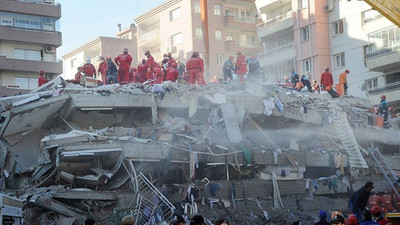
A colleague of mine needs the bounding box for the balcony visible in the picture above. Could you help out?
[365,45,400,72]
[0,0,61,18]
[138,28,160,44]
[224,16,258,32]
[368,81,400,106]
[225,40,263,55]
[0,25,62,47]
[0,56,63,74]
[257,11,294,38]
[258,43,295,66]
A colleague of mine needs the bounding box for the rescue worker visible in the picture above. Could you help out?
[223,56,234,82]
[66,66,83,84]
[377,95,389,129]
[235,51,247,87]
[154,63,164,84]
[98,56,108,84]
[114,48,132,84]
[121,215,135,225]
[177,61,185,79]
[315,210,329,225]
[291,69,299,87]
[136,59,148,83]
[331,215,345,225]
[320,67,333,90]
[161,54,169,76]
[247,56,260,79]
[38,70,48,87]
[312,80,320,93]
[168,53,176,67]
[339,69,350,95]
[82,59,96,77]
[349,181,374,221]
[145,50,156,84]
[368,192,384,213]
[301,75,312,92]
[346,214,359,225]
[186,51,205,85]
[129,68,137,83]
[165,62,179,82]
[106,58,118,84]
[381,191,395,212]
[360,210,379,225]
[371,206,392,225]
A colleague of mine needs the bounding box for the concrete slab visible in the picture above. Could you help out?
[221,104,242,143]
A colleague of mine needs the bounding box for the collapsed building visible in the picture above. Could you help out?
[0,77,399,225]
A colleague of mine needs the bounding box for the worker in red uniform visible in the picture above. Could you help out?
[186,51,205,85]
[165,62,178,82]
[98,56,108,84]
[235,51,247,87]
[167,53,176,68]
[67,67,83,84]
[129,68,137,83]
[154,63,164,84]
[381,191,396,212]
[371,206,392,225]
[38,70,48,87]
[82,59,96,77]
[114,48,132,84]
[137,59,148,83]
[145,51,156,84]
[320,67,333,90]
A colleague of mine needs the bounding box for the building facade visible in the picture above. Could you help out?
[62,25,137,80]
[134,0,262,80]
[0,0,62,90]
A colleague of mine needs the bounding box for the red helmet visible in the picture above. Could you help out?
[371,206,382,216]
[145,50,150,55]
[39,70,44,75]
[381,95,386,99]
[347,214,358,225]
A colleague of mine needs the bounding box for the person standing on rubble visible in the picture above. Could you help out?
[114,48,132,84]
[154,63,165,84]
[165,62,179,82]
[82,59,96,78]
[247,56,260,79]
[168,53,176,67]
[177,61,185,79]
[186,51,205,85]
[349,181,374,221]
[145,50,156,84]
[136,59,148,83]
[301,75,312,92]
[377,95,389,129]
[98,56,108,84]
[162,54,169,76]
[223,56,234,82]
[235,51,247,87]
[38,70,48,87]
[106,58,118,84]
[290,69,299,87]
[320,67,333,90]
[339,69,350,95]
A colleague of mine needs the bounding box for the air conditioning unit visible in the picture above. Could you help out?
[45,46,56,53]
[324,3,334,12]
[44,17,52,25]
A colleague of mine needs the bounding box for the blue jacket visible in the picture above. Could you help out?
[359,220,379,225]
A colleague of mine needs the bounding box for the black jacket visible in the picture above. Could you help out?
[350,186,371,210]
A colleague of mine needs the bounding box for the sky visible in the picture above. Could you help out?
[57,0,166,58]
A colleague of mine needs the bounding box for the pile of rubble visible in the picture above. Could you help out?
[0,76,398,225]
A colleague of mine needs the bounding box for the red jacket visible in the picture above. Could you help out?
[146,55,155,69]
[168,58,176,67]
[82,63,96,77]
[186,57,204,72]
[75,71,82,80]
[98,61,108,75]
[166,67,178,82]
[320,71,333,87]
[38,75,48,87]
[114,53,132,70]
[235,55,247,75]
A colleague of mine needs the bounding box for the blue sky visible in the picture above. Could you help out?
[57,0,166,58]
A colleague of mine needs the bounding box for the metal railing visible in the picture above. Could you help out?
[368,81,400,94]
[0,55,61,63]
[366,44,400,59]
[1,25,60,34]
[257,11,293,30]
[233,16,256,24]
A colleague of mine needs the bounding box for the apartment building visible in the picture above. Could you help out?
[256,0,330,83]
[134,0,262,80]
[62,25,137,80]
[0,0,62,90]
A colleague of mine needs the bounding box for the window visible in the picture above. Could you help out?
[239,10,250,21]
[196,28,203,39]
[170,7,181,21]
[214,4,222,16]
[333,19,344,36]
[194,2,201,13]
[215,29,223,41]
[367,78,378,89]
[15,77,38,89]
[298,0,308,9]
[385,72,400,84]
[226,33,234,41]
[303,58,312,73]
[217,54,223,65]
[301,26,309,41]
[243,34,256,46]
[171,33,182,46]
[334,52,345,68]
[14,48,41,61]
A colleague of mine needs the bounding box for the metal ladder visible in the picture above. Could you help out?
[368,147,400,200]
[333,111,368,168]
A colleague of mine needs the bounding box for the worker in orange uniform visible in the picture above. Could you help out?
[114,48,132,84]
[98,56,108,84]
[38,70,48,87]
[186,51,205,85]
[145,51,156,84]
[82,59,96,77]
[165,62,179,82]
[339,69,350,95]
[320,67,333,90]
[137,59,147,83]
[235,51,247,88]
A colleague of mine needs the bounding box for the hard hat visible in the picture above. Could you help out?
[345,69,350,73]
[381,95,386,99]
[371,206,382,216]
[124,48,128,53]
[325,67,329,70]
[86,59,91,63]
[121,215,135,225]
[145,50,150,55]
[331,211,342,220]
[347,214,358,225]
[142,59,147,64]
[319,210,327,219]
